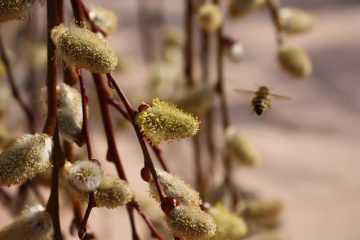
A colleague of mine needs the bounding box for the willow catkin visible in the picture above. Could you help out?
[243,198,283,228]
[162,26,185,49]
[62,163,133,208]
[0,205,53,240]
[279,7,315,34]
[136,98,200,146]
[198,3,223,32]
[166,205,216,240]
[225,126,259,167]
[277,43,313,78]
[175,84,215,114]
[57,83,84,144]
[51,24,118,74]
[225,41,245,63]
[0,133,52,187]
[0,0,34,23]
[208,204,248,240]
[68,160,103,192]
[149,168,202,207]
[228,0,264,19]
[89,7,118,35]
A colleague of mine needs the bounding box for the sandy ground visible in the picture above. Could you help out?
[0,0,359,239]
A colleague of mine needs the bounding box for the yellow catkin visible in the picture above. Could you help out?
[89,7,118,35]
[243,198,283,228]
[209,204,248,240]
[225,126,259,167]
[0,205,53,240]
[136,98,200,146]
[0,133,52,187]
[175,84,215,114]
[277,43,313,78]
[279,7,315,34]
[0,0,34,23]
[198,3,223,32]
[149,169,202,207]
[228,0,264,19]
[62,163,133,208]
[51,24,118,74]
[166,205,216,240]
[162,26,185,48]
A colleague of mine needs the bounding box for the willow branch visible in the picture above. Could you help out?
[265,0,284,45]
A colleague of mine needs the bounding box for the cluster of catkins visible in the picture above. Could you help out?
[0,0,308,239]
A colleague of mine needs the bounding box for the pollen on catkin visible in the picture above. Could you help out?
[0,205,53,240]
[279,8,315,34]
[208,204,248,240]
[51,24,118,74]
[225,126,259,167]
[136,98,200,146]
[166,205,216,240]
[0,133,52,187]
[198,3,223,32]
[149,169,202,207]
[175,84,215,114]
[89,7,118,35]
[277,43,313,78]
[0,0,34,23]
[68,160,103,192]
[57,83,84,145]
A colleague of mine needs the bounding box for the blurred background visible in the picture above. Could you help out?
[0,0,359,239]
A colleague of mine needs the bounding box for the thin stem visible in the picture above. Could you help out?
[0,29,35,133]
[109,100,170,172]
[44,0,63,239]
[185,0,205,197]
[93,74,163,240]
[78,193,96,239]
[184,0,196,87]
[265,0,284,45]
[76,68,92,159]
[106,73,165,201]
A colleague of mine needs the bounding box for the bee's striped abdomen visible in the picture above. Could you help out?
[253,96,269,115]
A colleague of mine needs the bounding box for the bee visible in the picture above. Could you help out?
[235,86,290,115]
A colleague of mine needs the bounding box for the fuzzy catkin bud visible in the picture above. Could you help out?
[225,126,259,167]
[51,24,118,74]
[0,0,34,23]
[57,83,84,145]
[68,160,103,192]
[225,41,245,63]
[62,163,133,208]
[149,169,202,207]
[279,8,315,34]
[162,27,185,48]
[0,205,53,240]
[208,204,248,240]
[228,0,264,19]
[198,3,223,32]
[166,205,216,240]
[277,43,313,78]
[243,198,283,228]
[136,98,200,146]
[89,7,118,35]
[92,173,134,208]
[175,84,215,114]
[0,133,52,187]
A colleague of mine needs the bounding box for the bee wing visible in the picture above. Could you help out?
[269,93,291,101]
[234,89,256,96]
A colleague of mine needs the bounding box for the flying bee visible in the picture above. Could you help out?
[235,86,290,115]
